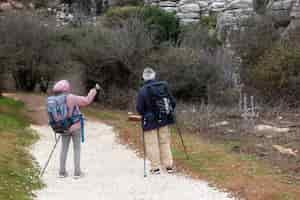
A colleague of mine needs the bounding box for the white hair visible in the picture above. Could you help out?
[142,68,156,81]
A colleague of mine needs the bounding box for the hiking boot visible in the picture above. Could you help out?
[73,172,85,179]
[166,167,175,174]
[58,172,68,178]
[150,168,160,175]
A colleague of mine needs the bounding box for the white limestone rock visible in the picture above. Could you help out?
[179,3,201,12]
[177,12,201,18]
[161,6,178,12]
[180,18,200,24]
[225,0,252,10]
[159,1,177,7]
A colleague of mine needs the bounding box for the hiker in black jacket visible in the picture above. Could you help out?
[136,68,176,174]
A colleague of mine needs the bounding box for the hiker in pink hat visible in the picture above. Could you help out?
[51,80,100,178]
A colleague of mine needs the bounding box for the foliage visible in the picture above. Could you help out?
[179,22,221,54]
[231,16,279,88]
[105,6,180,44]
[149,47,218,101]
[73,17,153,107]
[199,15,217,30]
[0,12,65,91]
[142,6,179,44]
[111,0,144,6]
[232,16,300,105]
[252,41,300,104]
[105,6,141,22]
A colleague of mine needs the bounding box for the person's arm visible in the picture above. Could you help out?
[71,88,97,107]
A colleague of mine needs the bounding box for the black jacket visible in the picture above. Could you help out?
[136,80,176,131]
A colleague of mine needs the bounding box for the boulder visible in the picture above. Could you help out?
[268,0,294,26]
[198,1,209,8]
[225,0,252,10]
[161,6,178,12]
[179,3,201,12]
[271,0,293,10]
[268,9,291,26]
[178,0,199,5]
[211,1,226,8]
[272,145,298,157]
[291,0,300,18]
[177,12,201,18]
[180,18,200,24]
[216,8,254,41]
[159,1,177,7]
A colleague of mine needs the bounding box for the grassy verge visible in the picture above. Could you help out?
[84,105,300,200]
[0,97,42,200]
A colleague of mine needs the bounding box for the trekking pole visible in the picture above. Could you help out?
[142,129,147,177]
[40,135,61,177]
[174,122,189,160]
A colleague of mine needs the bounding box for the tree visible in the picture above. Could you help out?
[0,12,63,91]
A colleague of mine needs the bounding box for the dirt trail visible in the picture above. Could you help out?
[4,93,234,200]
[31,121,234,200]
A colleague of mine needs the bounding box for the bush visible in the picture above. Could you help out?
[142,6,179,44]
[231,16,279,90]
[105,6,180,44]
[199,15,217,30]
[252,41,300,105]
[179,22,221,54]
[73,17,154,107]
[111,0,144,6]
[105,6,140,19]
[233,16,300,105]
[0,12,65,91]
[149,47,218,102]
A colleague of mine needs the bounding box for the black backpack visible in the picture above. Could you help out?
[146,81,174,122]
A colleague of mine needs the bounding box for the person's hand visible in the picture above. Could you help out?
[95,83,101,91]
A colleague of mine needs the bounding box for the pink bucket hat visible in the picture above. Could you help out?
[53,80,71,93]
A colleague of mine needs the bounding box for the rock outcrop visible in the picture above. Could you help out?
[145,0,300,32]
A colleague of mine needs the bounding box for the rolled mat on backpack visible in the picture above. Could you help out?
[80,115,84,143]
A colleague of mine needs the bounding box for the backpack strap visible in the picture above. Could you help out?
[66,95,85,143]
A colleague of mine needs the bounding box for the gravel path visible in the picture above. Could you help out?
[31,120,234,200]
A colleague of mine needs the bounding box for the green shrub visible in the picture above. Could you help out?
[142,6,179,44]
[105,6,180,44]
[252,42,300,104]
[105,6,141,21]
[199,15,217,30]
[111,0,144,6]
